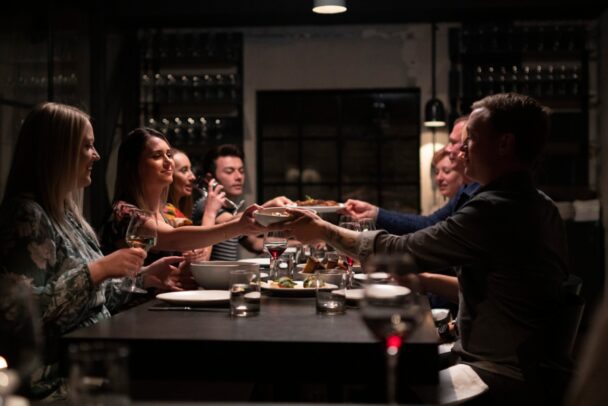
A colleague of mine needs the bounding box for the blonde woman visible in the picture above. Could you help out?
[0,103,183,397]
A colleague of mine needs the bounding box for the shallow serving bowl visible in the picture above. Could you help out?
[253,207,294,227]
[190,261,259,290]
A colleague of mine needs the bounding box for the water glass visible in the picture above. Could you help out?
[272,252,294,281]
[315,269,347,315]
[68,342,130,406]
[229,270,261,317]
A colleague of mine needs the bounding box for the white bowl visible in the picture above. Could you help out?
[190,261,259,290]
[253,207,293,226]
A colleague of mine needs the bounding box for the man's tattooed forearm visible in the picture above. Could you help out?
[324,224,360,259]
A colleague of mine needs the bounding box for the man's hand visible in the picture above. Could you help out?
[261,196,295,208]
[341,199,379,221]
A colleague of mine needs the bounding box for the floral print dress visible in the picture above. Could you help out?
[0,196,132,397]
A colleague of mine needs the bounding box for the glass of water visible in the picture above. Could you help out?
[315,268,347,315]
[229,270,261,317]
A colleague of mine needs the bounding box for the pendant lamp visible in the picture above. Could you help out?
[424,23,446,128]
[313,0,347,14]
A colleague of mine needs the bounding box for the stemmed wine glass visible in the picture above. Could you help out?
[360,254,423,404]
[121,209,158,293]
[264,231,288,281]
[338,215,362,285]
[0,273,43,399]
[359,218,376,232]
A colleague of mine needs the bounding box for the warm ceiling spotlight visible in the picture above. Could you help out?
[313,0,347,14]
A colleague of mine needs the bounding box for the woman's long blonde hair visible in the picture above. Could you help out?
[3,102,97,244]
[167,148,194,218]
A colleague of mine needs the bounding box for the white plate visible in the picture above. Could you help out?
[239,258,271,267]
[156,290,230,305]
[333,288,364,301]
[353,272,390,282]
[288,203,345,214]
[261,280,338,296]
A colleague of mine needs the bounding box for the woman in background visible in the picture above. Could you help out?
[433,147,464,200]
[163,148,227,262]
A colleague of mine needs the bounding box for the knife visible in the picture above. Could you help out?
[149,306,227,312]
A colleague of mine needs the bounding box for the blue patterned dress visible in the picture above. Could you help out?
[0,196,132,397]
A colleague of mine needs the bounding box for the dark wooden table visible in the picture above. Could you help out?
[62,294,439,402]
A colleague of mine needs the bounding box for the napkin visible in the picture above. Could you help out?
[412,363,489,405]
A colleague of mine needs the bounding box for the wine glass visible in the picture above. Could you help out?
[0,273,43,398]
[360,254,423,404]
[338,215,362,285]
[359,218,376,232]
[121,209,158,293]
[264,231,288,281]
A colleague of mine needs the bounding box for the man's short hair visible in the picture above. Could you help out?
[203,144,245,176]
[472,93,550,164]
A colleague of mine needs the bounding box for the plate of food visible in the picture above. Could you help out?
[290,197,344,214]
[261,277,337,296]
[156,290,230,306]
[253,207,294,226]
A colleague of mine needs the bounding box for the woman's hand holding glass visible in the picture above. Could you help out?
[121,210,158,293]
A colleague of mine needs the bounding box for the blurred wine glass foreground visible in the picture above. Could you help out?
[360,255,423,404]
[0,273,43,398]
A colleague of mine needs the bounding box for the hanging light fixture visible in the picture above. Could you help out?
[424,22,446,128]
[312,0,347,14]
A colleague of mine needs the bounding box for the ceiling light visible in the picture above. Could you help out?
[424,23,446,128]
[313,0,347,14]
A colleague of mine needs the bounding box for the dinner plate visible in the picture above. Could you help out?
[288,203,345,214]
[239,258,271,268]
[353,272,390,282]
[333,288,364,302]
[261,280,338,296]
[156,290,230,305]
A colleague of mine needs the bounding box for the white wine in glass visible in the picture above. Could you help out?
[121,210,158,293]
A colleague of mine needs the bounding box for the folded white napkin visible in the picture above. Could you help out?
[412,363,489,405]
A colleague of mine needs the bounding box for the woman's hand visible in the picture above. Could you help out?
[88,248,147,285]
[205,178,227,215]
[341,199,379,221]
[141,255,197,291]
[238,204,266,235]
[182,248,209,263]
[270,208,327,244]
[261,196,295,208]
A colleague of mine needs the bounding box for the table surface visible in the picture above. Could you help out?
[64,294,438,344]
[62,293,439,402]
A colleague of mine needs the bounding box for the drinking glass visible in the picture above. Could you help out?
[360,254,423,404]
[315,268,347,315]
[359,218,376,232]
[337,215,361,286]
[264,231,288,280]
[229,270,261,317]
[121,209,158,293]
[273,252,294,281]
[68,342,130,406]
[0,273,43,397]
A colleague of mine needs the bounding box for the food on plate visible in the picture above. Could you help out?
[303,275,325,288]
[295,195,339,207]
[271,276,297,288]
[300,256,349,273]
